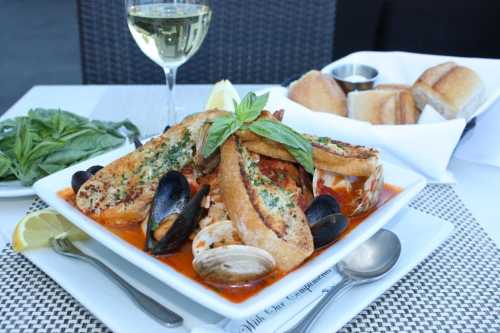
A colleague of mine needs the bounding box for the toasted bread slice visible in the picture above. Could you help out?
[76,110,228,226]
[237,131,379,177]
[219,136,314,272]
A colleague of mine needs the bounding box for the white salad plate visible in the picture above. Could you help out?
[0,180,35,198]
[34,144,426,319]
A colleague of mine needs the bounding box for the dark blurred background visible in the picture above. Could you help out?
[1,0,499,115]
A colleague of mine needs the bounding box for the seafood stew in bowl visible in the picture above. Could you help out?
[35,93,426,318]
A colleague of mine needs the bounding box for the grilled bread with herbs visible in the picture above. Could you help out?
[219,136,314,272]
[75,110,227,226]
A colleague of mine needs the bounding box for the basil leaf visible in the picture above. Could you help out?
[247,118,311,151]
[248,118,314,173]
[0,151,12,178]
[235,92,269,123]
[202,116,240,157]
[13,118,34,164]
[27,141,65,162]
[286,146,314,174]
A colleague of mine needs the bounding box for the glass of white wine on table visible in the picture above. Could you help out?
[126,0,212,133]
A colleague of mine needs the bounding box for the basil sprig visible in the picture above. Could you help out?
[202,92,314,173]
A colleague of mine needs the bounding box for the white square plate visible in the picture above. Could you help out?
[34,143,426,320]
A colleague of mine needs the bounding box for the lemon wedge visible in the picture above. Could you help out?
[205,79,240,112]
[12,208,88,252]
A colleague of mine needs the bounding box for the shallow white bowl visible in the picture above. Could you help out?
[34,145,425,319]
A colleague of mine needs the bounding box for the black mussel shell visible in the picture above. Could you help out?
[71,170,93,193]
[86,165,103,175]
[305,195,341,225]
[310,213,348,249]
[146,171,191,251]
[152,184,210,255]
[133,136,143,149]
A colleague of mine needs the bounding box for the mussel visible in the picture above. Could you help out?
[71,165,103,193]
[193,122,220,175]
[133,136,143,149]
[71,170,93,193]
[86,165,103,175]
[192,220,276,287]
[305,195,348,249]
[146,170,209,255]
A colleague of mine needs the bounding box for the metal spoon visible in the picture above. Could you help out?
[285,229,401,333]
[49,237,183,328]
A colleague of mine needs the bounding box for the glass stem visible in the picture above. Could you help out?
[164,66,177,125]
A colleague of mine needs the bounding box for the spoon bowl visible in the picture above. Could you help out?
[285,229,401,333]
[338,229,402,282]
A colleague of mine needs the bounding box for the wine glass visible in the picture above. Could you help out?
[126,0,212,131]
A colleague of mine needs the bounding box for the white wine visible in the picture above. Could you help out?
[127,3,212,68]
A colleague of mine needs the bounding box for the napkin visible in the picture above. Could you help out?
[264,87,465,181]
[319,51,500,175]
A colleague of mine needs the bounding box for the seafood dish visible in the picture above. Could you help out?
[59,92,400,302]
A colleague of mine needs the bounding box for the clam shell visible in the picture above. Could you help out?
[192,220,240,257]
[193,245,276,287]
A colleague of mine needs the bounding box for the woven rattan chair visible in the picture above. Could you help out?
[77,0,337,84]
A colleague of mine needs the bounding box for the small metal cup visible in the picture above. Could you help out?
[330,64,379,93]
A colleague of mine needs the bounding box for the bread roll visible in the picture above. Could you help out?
[288,70,347,116]
[375,84,411,91]
[347,89,419,125]
[411,62,485,119]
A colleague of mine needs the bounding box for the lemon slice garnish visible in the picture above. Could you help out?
[205,80,241,112]
[12,208,88,252]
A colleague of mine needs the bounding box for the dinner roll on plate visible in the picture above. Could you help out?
[288,70,347,117]
[411,62,485,119]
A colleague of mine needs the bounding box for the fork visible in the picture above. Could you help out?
[49,237,183,327]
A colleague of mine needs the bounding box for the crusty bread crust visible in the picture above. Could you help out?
[76,110,228,226]
[375,84,411,91]
[288,70,347,117]
[219,137,313,272]
[347,90,419,125]
[411,62,484,119]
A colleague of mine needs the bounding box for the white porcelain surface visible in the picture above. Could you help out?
[34,145,425,319]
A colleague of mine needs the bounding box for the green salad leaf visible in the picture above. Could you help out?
[0,108,140,186]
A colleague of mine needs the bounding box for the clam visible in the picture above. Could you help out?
[192,220,241,257]
[305,195,348,249]
[193,245,276,287]
[192,220,276,287]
